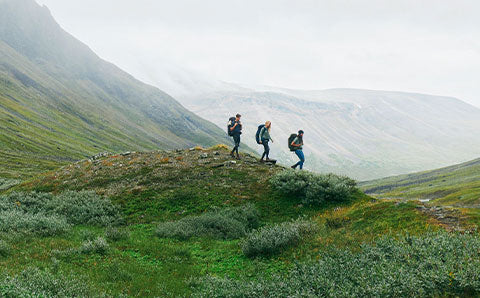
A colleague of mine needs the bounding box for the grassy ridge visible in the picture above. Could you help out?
[0,147,448,296]
[360,158,480,207]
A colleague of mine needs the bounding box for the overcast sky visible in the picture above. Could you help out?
[35,0,480,107]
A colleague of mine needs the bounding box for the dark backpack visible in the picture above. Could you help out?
[288,133,297,151]
[255,124,265,144]
[227,117,236,136]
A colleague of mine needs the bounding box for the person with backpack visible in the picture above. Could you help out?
[228,114,242,159]
[289,130,305,169]
[258,121,273,162]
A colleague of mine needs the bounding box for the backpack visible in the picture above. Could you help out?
[288,133,298,151]
[255,124,265,144]
[227,117,236,136]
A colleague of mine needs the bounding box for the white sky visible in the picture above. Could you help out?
[36,0,480,107]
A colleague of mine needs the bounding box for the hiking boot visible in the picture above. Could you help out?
[291,165,297,169]
[265,158,271,162]
[236,155,241,160]
[230,152,235,158]
[259,159,265,163]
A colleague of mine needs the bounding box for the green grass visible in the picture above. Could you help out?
[0,149,470,296]
[360,158,480,207]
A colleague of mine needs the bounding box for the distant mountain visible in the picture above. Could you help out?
[0,0,230,178]
[360,157,480,207]
[154,74,480,180]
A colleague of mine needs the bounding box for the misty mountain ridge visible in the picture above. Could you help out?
[0,0,230,177]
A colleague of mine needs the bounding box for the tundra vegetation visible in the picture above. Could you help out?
[0,147,478,297]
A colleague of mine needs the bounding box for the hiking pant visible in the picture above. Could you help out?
[294,149,304,169]
[231,134,241,155]
[261,139,270,160]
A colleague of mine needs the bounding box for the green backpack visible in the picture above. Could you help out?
[288,134,297,151]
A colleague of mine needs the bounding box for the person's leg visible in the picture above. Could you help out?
[297,150,305,169]
[234,135,240,157]
[231,135,239,156]
[293,149,304,169]
[261,140,269,160]
[265,140,270,159]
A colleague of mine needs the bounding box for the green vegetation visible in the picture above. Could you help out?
[156,204,260,240]
[0,148,477,296]
[360,158,480,207]
[241,218,318,258]
[0,267,96,297]
[271,170,357,206]
[193,232,480,297]
[0,178,20,191]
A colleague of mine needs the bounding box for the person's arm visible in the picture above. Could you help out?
[230,122,238,131]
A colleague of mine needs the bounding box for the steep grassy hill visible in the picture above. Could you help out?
[2,147,475,296]
[0,0,230,179]
[360,157,480,207]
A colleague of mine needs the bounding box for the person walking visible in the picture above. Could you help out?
[229,114,242,159]
[259,121,273,162]
[290,130,305,169]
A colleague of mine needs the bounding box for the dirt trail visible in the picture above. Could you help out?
[416,204,469,232]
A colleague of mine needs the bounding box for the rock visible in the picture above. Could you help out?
[200,153,209,159]
[225,160,237,166]
[213,151,220,155]
[211,164,225,168]
[121,152,131,156]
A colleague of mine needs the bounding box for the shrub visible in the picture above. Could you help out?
[0,240,10,258]
[270,170,357,206]
[0,210,70,236]
[79,229,97,241]
[0,178,20,191]
[194,232,480,297]
[0,267,94,297]
[241,219,318,258]
[105,226,130,241]
[50,191,123,226]
[0,191,123,228]
[78,237,109,255]
[156,204,260,240]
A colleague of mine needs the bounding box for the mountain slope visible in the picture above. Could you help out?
[360,157,480,207]
[160,77,480,180]
[0,0,230,178]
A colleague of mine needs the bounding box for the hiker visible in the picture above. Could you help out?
[259,121,273,162]
[290,130,305,169]
[228,114,242,159]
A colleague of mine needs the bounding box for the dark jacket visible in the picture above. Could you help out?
[231,120,242,135]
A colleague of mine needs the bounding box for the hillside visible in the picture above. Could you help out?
[3,147,471,296]
[360,157,480,208]
[0,0,230,178]
[150,72,480,180]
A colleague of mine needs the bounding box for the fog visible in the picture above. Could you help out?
[36,0,480,107]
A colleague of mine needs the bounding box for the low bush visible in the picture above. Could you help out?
[194,232,480,297]
[105,226,130,241]
[270,170,357,206]
[79,237,109,255]
[0,191,122,231]
[241,219,318,258]
[0,178,20,191]
[52,191,123,226]
[0,267,94,297]
[0,210,70,236]
[53,237,109,259]
[156,204,260,240]
[0,240,10,258]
